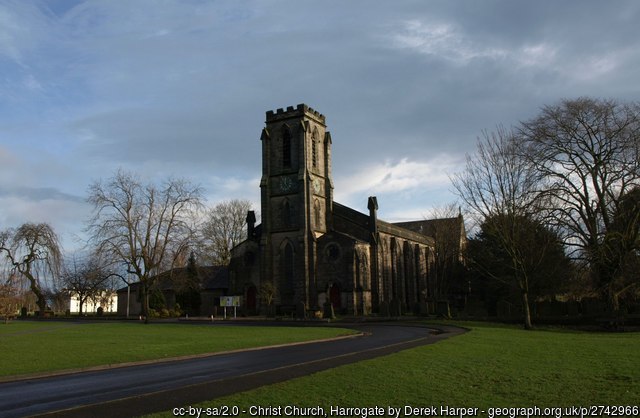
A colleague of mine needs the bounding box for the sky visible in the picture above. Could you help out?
[1,0,639,251]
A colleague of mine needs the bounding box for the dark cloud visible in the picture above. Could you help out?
[1,0,639,248]
[0,186,84,203]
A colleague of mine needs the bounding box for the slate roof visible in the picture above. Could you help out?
[393,217,463,238]
[116,265,229,293]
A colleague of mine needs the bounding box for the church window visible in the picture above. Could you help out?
[312,129,318,168]
[312,140,317,168]
[283,242,294,293]
[282,127,292,168]
[326,243,341,262]
[314,199,321,228]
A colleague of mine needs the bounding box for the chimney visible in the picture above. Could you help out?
[246,210,256,239]
[367,196,378,235]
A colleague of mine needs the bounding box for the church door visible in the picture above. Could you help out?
[246,286,257,315]
[330,283,341,309]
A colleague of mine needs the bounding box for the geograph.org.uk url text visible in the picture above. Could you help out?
[172,404,640,418]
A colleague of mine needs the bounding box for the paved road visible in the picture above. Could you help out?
[0,322,464,418]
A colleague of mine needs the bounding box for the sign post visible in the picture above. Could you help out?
[220,296,241,319]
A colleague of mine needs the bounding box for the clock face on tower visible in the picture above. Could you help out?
[313,178,322,194]
[280,176,294,193]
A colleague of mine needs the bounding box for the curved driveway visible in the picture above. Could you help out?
[0,322,465,418]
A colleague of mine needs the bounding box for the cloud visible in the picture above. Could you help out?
[0,195,91,249]
[0,1,38,65]
[0,186,83,203]
[390,19,507,64]
[336,156,460,198]
[332,155,463,222]
[201,175,261,209]
[1,0,640,249]
[0,145,88,249]
[22,73,43,91]
[515,43,558,69]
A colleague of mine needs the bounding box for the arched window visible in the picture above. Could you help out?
[282,127,292,168]
[312,129,318,168]
[314,199,321,228]
[283,242,294,293]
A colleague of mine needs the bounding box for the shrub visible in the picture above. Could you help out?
[149,289,166,311]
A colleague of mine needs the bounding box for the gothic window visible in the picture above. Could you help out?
[283,242,294,293]
[312,140,317,168]
[282,127,292,168]
[314,199,321,228]
[312,129,318,168]
[355,251,361,289]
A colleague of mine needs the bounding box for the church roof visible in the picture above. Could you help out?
[116,265,229,293]
[393,217,464,238]
[320,229,369,244]
[333,201,435,246]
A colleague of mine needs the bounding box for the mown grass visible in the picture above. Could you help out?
[149,322,639,417]
[0,321,355,378]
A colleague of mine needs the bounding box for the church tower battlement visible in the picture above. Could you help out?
[266,104,326,124]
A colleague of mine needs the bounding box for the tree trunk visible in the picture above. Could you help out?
[142,282,150,324]
[34,290,47,317]
[23,272,47,317]
[521,291,533,330]
[607,283,620,315]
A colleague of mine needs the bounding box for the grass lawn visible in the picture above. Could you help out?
[149,321,639,417]
[0,321,355,378]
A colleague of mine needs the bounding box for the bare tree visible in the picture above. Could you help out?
[258,280,278,317]
[0,281,21,324]
[87,170,203,322]
[62,254,112,315]
[200,199,253,266]
[0,223,62,317]
[451,127,546,329]
[426,204,467,303]
[519,98,640,313]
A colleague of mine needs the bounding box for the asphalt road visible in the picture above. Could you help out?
[0,322,465,418]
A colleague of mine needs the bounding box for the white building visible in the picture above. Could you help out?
[69,291,118,314]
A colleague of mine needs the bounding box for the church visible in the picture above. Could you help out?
[229,104,465,316]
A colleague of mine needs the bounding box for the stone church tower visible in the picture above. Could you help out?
[259,104,333,309]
